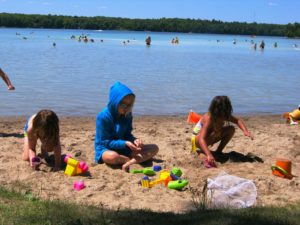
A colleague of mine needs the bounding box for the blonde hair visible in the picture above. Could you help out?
[32,110,59,147]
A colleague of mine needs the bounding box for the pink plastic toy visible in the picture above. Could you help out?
[31,156,41,170]
[31,156,41,166]
[204,159,217,168]
[79,161,88,172]
[64,154,72,163]
[73,181,85,191]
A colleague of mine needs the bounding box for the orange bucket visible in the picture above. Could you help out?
[271,158,294,179]
[187,111,202,124]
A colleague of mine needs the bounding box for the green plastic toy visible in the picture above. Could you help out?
[168,180,188,190]
[130,168,156,176]
[171,167,182,177]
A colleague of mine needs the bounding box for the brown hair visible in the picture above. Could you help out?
[32,110,59,147]
[209,96,233,124]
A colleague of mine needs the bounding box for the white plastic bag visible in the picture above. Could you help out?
[207,171,257,208]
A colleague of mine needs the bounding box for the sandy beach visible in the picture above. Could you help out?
[0,115,299,213]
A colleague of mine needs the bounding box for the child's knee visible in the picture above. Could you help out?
[102,151,120,163]
[224,126,235,136]
[152,144,159,154]
[22,152,29,161]
[229,125,235,134]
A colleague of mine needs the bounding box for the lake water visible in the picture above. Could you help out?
[0,28,299,116]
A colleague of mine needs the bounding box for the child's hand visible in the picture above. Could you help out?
[8,85,15,90]
[206,154,216,166]
[134,139,143,148]
[244,131,254,140]
[126,141,141,152]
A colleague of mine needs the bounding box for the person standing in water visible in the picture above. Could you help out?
[0,68,15,90]
[260,40,265,50]
[145,36,151,46]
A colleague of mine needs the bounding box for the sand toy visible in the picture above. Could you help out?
[131,168,156,176]
[271,158,295,179]
[64,155,89,176]
[168,180,189,190]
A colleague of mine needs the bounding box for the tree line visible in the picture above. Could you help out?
[0,13,299,37]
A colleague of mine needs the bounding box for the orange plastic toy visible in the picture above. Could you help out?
[271,159,294,179]
[187,111,202,124]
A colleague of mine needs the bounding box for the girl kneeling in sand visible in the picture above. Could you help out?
[94,82,159,172]
[22,110,61,171]
[194,96,253,167]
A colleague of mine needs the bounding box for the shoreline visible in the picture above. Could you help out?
[0,114,299,212]
[0,113,286,118]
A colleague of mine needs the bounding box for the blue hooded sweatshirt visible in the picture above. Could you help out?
[94,82,136,162]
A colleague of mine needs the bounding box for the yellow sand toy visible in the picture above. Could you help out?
[141,170,171,188]
[64,155,89,176]
[141,168,188,190]
[187,110,203,152]
[283,105,300,125]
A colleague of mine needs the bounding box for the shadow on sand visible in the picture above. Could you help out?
[212,151,264,164]
[0,132,24,138]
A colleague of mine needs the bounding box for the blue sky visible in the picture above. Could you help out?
[0,0,299,24]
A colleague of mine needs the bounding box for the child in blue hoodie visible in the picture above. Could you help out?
[95,82,159,171]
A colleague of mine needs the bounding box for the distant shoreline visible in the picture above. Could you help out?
[0,114,284,120]
[1,12,299,37]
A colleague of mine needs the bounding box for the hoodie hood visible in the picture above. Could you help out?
[107,82,135,117]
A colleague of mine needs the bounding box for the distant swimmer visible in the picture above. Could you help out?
[53,42,56,47]
[145,36,151,46]
[274,42,278,48]
[252,43,257,50]
[260,40,265,50]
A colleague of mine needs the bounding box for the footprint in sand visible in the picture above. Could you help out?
[74,150,82,157]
